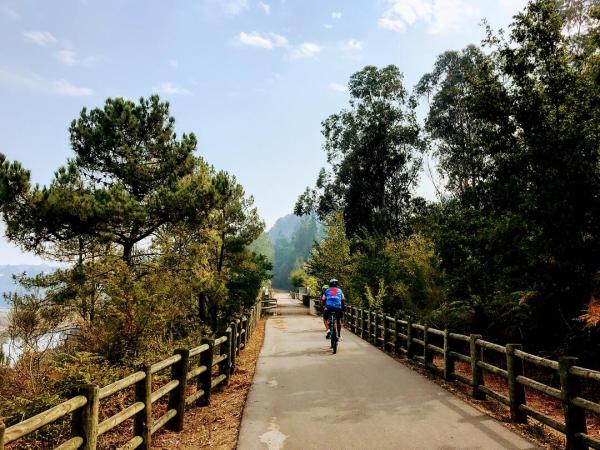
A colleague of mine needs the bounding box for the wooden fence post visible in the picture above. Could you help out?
[383,315,389,351]
[347,306,352,332]
[1,420,6,450]
[443,330,454,381]
[506,344,526,423]
[73,384,99,450]
[134,366,152,450]
[236,319,242,355]
[423,325,432,369]
[168,349,190,431]
[559,357,588,450]
[197,338,214,407]
[222,327,233,385]
[393,314,400,357]
[372,312,377,345]
[247,310,252,339]
[470,335,485,400]
[378,313,383,347]
[406,320,413,359]
[242,316,248,347]
[360,308,365,339]
[230,321,237,373]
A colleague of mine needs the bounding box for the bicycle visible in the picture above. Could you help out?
[329,310,341,354]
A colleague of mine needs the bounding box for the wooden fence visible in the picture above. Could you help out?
[345,305,600,450]
[0,301,263,450]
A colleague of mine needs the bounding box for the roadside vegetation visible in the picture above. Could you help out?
[296,0,600,365]
[0,96,271,441]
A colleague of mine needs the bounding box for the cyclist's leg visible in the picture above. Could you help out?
[324,310,332,338]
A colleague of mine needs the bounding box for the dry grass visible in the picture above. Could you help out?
[151,318,266,450]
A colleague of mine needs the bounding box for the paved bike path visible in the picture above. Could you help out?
[238,294,538,450]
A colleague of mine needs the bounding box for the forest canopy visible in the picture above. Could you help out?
[0,96,271,430]
[297,0,600,364]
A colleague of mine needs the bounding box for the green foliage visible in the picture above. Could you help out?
[305,212,353,294]
[249,232,275,263]
[289,268,318,294]
[414,0,600,347]
[0,94,271,424]
[365,279,386,311]
[295,65,424,237]
[0,96,215,265]
[271,214,322,289]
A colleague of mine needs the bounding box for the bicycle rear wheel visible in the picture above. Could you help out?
[331,314,338,354]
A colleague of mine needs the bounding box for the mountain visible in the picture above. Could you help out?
[267,214,323,289]
[268,214,303,242]
[0,264,56,309]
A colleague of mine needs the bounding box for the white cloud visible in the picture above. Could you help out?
[332,11,342,19]
[324,23,333,29]
[0,69,93,96]
[239,32,272,48]
[289,42,320,59]
[259,1,271,15]
[153,82,192,95]
[378,18,407,32]
[329,82,347,93]
[23,30,57,46]
[429,0,479,34]
[343,39,365,51]
[378,0,479,35]
[56,49,99,67]
[237,31,288,49]
[168,59,179,68]
[53,79,94,96]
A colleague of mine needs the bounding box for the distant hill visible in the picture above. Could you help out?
[0,264,56,309]
[268,214,302,242]
[266,214,323,289]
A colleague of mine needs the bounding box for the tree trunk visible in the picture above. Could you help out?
[122,241,134,266]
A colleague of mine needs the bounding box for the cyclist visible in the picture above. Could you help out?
[320,283,329,332]
[322,279,344,340]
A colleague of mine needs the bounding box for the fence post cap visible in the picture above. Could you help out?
[77,383,99,392]
[559,356,579,368]
[175,348,190,354]
[505,343,522,352]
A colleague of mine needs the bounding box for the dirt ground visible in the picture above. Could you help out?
[151,318,266,450]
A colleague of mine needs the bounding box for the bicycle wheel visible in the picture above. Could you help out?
[331,315,338,354]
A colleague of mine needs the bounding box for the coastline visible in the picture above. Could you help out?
[0,308,8,332]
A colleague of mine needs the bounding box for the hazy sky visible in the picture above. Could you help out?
[0,0,527,264]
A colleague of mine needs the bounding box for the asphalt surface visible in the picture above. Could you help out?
[237,294,539,450]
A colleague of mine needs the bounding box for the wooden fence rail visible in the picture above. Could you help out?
[344,305,600,450]
[0,300,263,450]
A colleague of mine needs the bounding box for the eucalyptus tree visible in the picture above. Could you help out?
[296,65,424,237]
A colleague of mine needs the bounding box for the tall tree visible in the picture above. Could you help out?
[0,96,215,266]
[295,65,424,237]
[418,0,600,345]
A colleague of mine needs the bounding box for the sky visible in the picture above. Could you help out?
[0,0,528,265]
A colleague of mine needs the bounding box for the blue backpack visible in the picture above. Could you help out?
[324,287,343,309]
